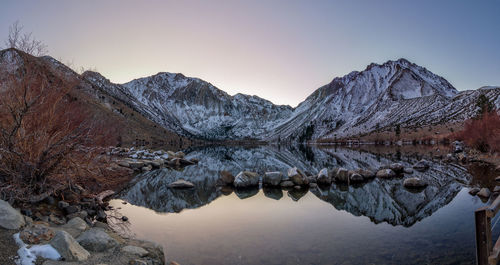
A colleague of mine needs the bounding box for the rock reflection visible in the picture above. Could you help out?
[120,145,472,226]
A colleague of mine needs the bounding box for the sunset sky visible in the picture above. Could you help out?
[1,0,499,106]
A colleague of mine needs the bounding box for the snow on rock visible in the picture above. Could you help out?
[13,233,61,265]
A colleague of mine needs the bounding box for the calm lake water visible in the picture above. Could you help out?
[109,145,498,265]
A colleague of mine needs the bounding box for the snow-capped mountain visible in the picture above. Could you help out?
[79,57,500,141]
[120,73,293,139]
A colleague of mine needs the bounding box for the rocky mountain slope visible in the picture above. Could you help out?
[93,58,499,142]
[3,47,498,143]
[0,48,190,149]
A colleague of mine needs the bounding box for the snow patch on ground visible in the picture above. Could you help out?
[13,233,61,265]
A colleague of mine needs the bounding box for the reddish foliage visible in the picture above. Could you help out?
[0,59,116,202]
[454,111,500,153]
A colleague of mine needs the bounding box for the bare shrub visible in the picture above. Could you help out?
[0,61,110,202]
[4,21,48,56]
[454,110,500,153]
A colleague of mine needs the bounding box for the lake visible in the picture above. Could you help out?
[108,145,498,265]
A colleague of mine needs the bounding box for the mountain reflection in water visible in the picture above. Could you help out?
[120,145,471,227]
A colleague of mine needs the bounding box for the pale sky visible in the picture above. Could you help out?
[1,0,499,107]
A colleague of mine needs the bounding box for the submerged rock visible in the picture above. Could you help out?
[469,187,481,195]
[288,167,307,185]
[317,168,331,184]
[219,170,235,185]
[263,172,283,186]
[263,187,283,200]
[403,177,428,188]
[335,168,350,183]
[234,171,259,188]
[376,169,396,179]
[168,179,195,189]
[413,160,430,171]
[234,187,259,199]
[0,199,25,230]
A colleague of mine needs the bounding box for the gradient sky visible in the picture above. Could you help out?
[1,1,499,106]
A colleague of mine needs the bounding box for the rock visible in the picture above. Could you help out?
[413,160,431,171]
[141,165,152,172]
[66,211,87,220]
[189,158,199,164]
[168,179,195,189]
[128,161,145,169]
[280,181,295,188]
[376,169,396,178]
[96,210,107,222]
[219,170,235,185]
[174,151,185,158]
[389,163,404,173]
[50,230,90,261]
[335,168,350,183]
[288,167,307,185]
[122,216,129,222]
[234,171,259,188]
[355,169,375,179]
[118,161,130,168]
[453,141,464,153]
[150,160,164,169]
[49,214,66,225]
[443,153,457,163]
[122,245,149,257]
[403,168,414,174]
[0,199,26,229]
[58,201,70,210]
[477,188,491,198]
[496,176,500,182]
[288,188,308,201]
[307,176,317,183]
[457,153,468,163]
[130,260,148,265]
[309,183,318,188]
[20,224,56,244]
[494,186,500,193]
[64,205,80,215]
[263,187,283,200]
[469,187,481,195]
[77,228,119,252]
[263,172,283,186]
[403,177,428,188]
[349,172,364,183]
[234,187,259,199]
[61,217,89,237]
[317,168,331,184]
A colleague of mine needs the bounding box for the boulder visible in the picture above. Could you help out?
[355,169,375,179]
[263,172,283,186]
[168,179,195,189]
[288,167,307,185]
[0,199,26,229]
[234,171,259,188]
[280,181,295,188]
[376,169,396,178]
[122,245,149,257]
[117,160,130,168]
[20,224,55,244]
[219,170,235,185]
[128,161,145,169]
[469,187,481,195]
[61,217,89,238]
[76,228,118,252]
[317,168,331,184]
[150,160,164,169]
[403,177,428,188]
[389,163,404,173]
[335,168,350,183]
[263,187,283,200]
[50,230,90,261]
[413,160,430,171]
[349,171,364,183]
[477,188,491,198]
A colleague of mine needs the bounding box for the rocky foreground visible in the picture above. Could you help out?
[0,197,165,265]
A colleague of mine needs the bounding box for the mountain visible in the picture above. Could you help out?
[120,72,293,139]
[3,47,498,143]
[0,48,190,149]
[102,58,499,141]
